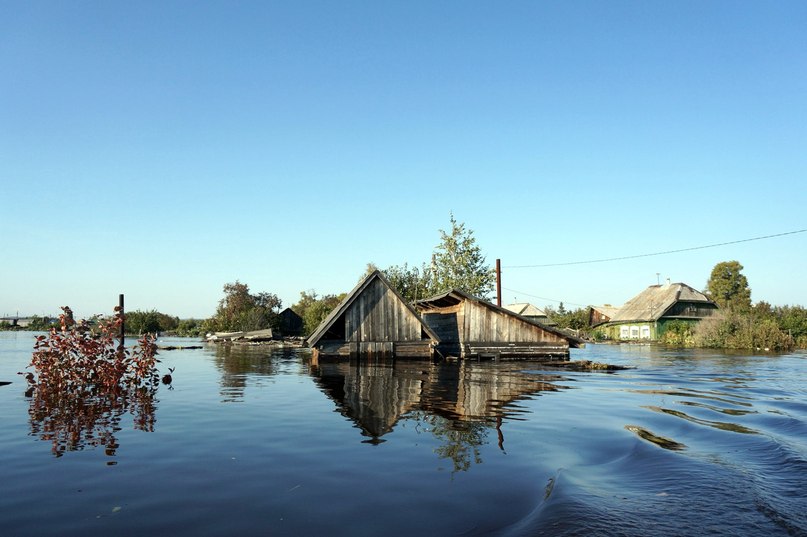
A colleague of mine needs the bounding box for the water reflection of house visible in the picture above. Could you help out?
[306,271,440,359]
[310,359,566,443]
[599,281,718,341]
[313,361,426,442]
[424,361,564,421]
[416,289,581,359]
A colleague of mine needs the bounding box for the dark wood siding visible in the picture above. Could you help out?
[665,301,719,319]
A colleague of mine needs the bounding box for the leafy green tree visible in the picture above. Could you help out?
[27,315,57,331]
[775,305,807,347]
[126,310,163,334]
[292,290,347,335]
[430,214,495,298]
[210,281,282,332]
[706,260,752,312]
[383,262,434,303]
[545,305,589,332]
[124,310,180,335]
[176,318,204,337]
[382,214,494,302]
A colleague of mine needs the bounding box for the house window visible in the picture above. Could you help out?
[641,325,651,339]
[630,326,640,339]
[620,326,629,339]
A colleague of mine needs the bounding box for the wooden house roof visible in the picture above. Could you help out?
[305,270,440,348]
[610,282,715,323]
[503,303,549,317]
[589,305,621,318]
[417,289,583,347]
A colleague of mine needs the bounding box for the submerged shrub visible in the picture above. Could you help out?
[660,320,695,347]
[21,306,162,456]
[693,311,793,351]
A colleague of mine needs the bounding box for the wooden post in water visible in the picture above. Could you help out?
[119,293,125,351]
[495,259,502,307]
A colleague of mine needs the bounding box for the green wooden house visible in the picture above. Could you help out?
[600,282,718,341]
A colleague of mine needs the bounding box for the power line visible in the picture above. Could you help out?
[501,287,588,308]
[505,229,806,269]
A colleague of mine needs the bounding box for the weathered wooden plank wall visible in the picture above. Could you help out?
[461,302,567,344]
[346,278,422,343]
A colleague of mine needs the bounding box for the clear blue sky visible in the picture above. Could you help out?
[2,1,805,319]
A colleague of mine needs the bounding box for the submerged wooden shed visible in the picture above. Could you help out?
[306,270,440,359]
[417,289,581,360]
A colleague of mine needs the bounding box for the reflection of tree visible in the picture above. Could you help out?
[23,306,160,458]
[27,384,158,457]
[419,413,489,473]
[211,345,282,402]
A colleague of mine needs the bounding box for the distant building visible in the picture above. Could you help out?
[588,305,620,328]
[599,282,718,341]
[502,303,556,326]
[278,308,304,337]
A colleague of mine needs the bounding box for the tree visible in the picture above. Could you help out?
[28,315,57,331]
[126,309,163,334]
[382,262,434,303]
[430,214,495,299]
[210,281,282,332]
[383,214,494,302]
[706,261,752,312]
[291,290,346,335]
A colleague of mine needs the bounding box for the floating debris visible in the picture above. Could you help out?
[534,360,631,371]
[625,424,687,451]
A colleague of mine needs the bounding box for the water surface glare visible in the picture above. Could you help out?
[1,332,805,536]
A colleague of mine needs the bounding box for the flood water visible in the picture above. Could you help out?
[1,331,805,536]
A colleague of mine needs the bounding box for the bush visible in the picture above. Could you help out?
[693,311,793,351]
[660,320,695,347]
[21,306,163,456]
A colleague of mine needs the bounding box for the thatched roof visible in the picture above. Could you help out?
[610,283,714,323]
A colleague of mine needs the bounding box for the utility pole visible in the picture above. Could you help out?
[496,259,502,307]
[119,294,125,352]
